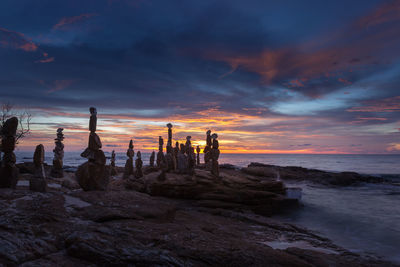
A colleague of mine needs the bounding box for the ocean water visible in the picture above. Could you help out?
[14,151,400,175]
[12,151,400,263]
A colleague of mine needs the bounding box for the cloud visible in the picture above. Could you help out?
[0,27,38,52]
[39,80,77,94]
[53,13,98,30]
[347,96,400,112]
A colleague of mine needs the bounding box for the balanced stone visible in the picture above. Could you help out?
[76,107,109,191]
[0,117,19,189]
[135,151,143,178]
[50,128,64,178]
[30,144,47,192]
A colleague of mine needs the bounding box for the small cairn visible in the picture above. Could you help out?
[211,133,220,177]
[135,151,143,178]
[50,128,64,178]
[196,145,200,165]
[30,144,47,192]
[203,130,212,170]
[76,107,109,191]
[110,150,118,176]
[0,117,19,188]
[123,140,135,179]
[149,151,155,167]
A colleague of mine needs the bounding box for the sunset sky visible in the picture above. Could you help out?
[1,0,400,154]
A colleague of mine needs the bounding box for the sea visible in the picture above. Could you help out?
[14,152,400,264]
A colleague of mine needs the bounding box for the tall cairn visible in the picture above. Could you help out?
[135,151,143,178]
[0,117,19,188]
[110,150,118,176]
[149,151,155,167]
[76,107,109,191]
[203,130,212,169]
[196,145,201,165]
[123,140,135,179]
[30,144,47,192]
[50,128,64,178]
[211,133,220,177]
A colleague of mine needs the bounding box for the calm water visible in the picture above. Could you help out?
[13,151,400,263]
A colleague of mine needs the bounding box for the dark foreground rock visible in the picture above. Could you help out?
[242,162,386,186]
[1,163,397,266]
[0,187,395,267]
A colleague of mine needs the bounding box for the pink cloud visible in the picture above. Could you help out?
[0,27,38,52]
[347,96,400,112]
[53,13,98,30]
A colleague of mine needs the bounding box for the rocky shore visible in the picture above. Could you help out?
[0,162,396,266]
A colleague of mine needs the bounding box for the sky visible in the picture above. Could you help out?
[0,0,399,154]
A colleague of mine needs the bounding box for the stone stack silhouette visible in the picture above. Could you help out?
[50,128,64,178]
[30,144,47,192]
[76,107,109,191]
[0,117,19,188]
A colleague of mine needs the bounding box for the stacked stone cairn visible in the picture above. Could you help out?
[149,151,155,167]
[123,140,135,179]
[50,128,64,178]
[135,151,143,178]
[211,133,220,177]
[30,144,47,192]
[0,117,19,188]
[196,145,201,165]
[110,150,118,176]
[76,107,109,191]
[203,130,212,170]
